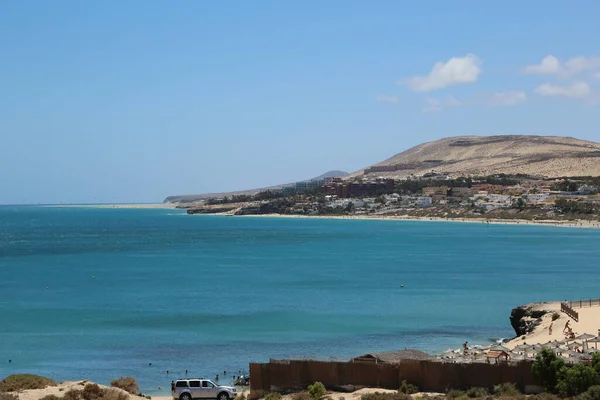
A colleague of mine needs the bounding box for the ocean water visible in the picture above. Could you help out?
[2,206,600,392]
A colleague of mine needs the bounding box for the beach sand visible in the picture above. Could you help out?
[506,302,600,349]
[236,213,600,229]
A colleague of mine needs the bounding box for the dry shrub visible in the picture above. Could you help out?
[292,393,311,400]
[0,393,19,400]
[40,395,62,400]
[446,390,466,400]
[110,378,138,395]
[0,374,57,392]
[235,393,247,400]
[83,384,103,400]
[493,383,520,397]
[63,389,83,400]
[466,388,488,398]
[530,394,561,400]
[101,388,129,400]
[360,392,412,400]
[399,380,419,395]
[264,393,282,400]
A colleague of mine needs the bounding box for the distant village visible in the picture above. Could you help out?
[186,171,600,221]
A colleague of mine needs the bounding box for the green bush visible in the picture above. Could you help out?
[307,382,326,400]
[0,374,58,392]
[0,393,19,400]
[556,363,599,397]
[493,383,520,397]
[445,390,466,400]
[110,377,138,395]
[399,380,419,395]
[466,387,488,398]
[264,392,282,400]
[532,348,565,393]
[578,385,600,400]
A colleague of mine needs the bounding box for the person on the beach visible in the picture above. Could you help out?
[463,341,468,354]
[215,375,219,382]
[564,320,571,332]
[549,322,553,335]
[171,381,175,393]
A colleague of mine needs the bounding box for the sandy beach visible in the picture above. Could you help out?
[233,213,600,229]
[505,302,600,349]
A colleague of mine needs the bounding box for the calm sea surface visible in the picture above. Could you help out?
[1,206,600,392]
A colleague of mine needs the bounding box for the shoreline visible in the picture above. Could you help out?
[224,212,600,229]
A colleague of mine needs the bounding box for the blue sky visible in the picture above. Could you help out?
[1,1,600,204]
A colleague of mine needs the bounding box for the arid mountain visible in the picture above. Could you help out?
[164,170,348,203]
[350,135,600,179]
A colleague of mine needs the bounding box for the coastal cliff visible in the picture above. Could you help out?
[509,302,552,336]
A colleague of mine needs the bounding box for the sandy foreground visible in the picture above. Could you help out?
[505,302,600,349]
[16,386,438,400]
[15,381,137,400]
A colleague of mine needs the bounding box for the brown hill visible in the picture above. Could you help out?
[350,135,600,179]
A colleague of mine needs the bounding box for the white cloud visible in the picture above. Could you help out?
[592,72,600,80]
[534,82,591,99]
[525,55,600,77]
[375,94,399,103]
[486,91,527,107]
[401,54,482,92]
[524,55,562,75]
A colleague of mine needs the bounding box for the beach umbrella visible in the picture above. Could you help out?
[586,338,600,349]
[513,344,531,352]
[561,349,579,357]
[489,344,511,352]
[576,333,596,341]
[511,354,528,362]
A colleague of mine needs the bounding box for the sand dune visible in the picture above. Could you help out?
[353,135,600,179]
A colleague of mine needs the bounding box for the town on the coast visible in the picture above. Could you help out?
[181,172,600,224]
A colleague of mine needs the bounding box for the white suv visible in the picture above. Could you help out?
[173,379,237,400]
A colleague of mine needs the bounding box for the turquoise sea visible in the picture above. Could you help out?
[2,206,600,393]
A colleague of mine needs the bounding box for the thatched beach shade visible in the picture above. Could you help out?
[587,348,600,354]
[586,338,600,349]
[561,349,580,357]
[511,354,528,362]
[513,344,531,354]
[489,344,511,352]
[570,341,584,349]
[576,333,596,341]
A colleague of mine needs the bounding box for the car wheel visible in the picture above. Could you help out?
[180,393,192,400]
[217,392,230,400]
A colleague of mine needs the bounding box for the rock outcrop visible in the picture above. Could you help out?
[509,303,551,336]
